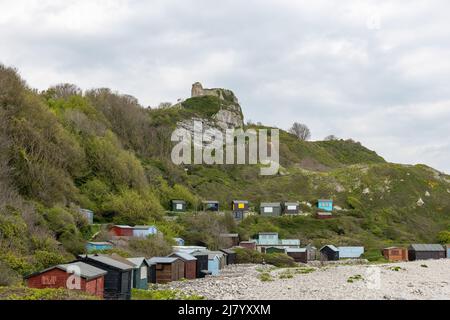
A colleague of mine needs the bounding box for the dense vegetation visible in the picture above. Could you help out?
[0,64,449,285]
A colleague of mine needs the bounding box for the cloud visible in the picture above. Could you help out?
[0,0,449,173]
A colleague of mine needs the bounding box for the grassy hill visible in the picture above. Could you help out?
[0,63,449,284]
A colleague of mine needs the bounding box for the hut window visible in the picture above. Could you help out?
[238,203,244,209]
[176,204,183,210]
[140,266,147,279]
[264,207,273,213]
[287,205,296,210]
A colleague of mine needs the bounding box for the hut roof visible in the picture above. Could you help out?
[113,225,133,229]
[409,244,444,251]
[133,225,157,230]
[126,257,148,267]
[286,248,307,253]
[284,202,299,206]
[87,241,112,246]
[171,200,186,204]
[25,261,107,280]
[320,245,339,252]
[260,202,281,207]
[169,252,197,261]
[220,248,236,254]
[232,200,248,204]
[80,254,134,270]
[318,199,333,202]
[147,257,179,265]
[202,200,219,204]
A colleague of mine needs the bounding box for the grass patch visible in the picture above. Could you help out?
[0,287,99,300]
[258,272,274,282]
[347,274,364,283]
[295,267,316,274]
[278,270,294,279]
[388,266,404,272]
[132,288,204,300]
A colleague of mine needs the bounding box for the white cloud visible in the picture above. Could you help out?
[0,0,449,173]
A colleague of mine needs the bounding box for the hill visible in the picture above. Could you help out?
[0,64,449,284]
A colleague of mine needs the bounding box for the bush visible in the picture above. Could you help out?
[0,261,21,286]
[264,253,296,268]
[234,248,264,264]
[33,250,66,270]
[128,236,172,258]
[132,288,203,300]
[0,287,99,300]
[437,230,450,244]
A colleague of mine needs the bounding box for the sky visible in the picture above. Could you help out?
[0,0,449,173]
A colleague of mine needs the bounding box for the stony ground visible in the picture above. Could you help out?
[158,259,450,300]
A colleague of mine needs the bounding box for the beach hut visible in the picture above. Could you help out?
[220,248,237,264]
[232,200,249,220]
[283,202,300,214]
[305,245,318,261]
[239,241,257,250]
[25,261,106,298]
[79,209,94,224]
[126,257,150,289]
[446,245,450,259]
[206,252,221,276]
[257,232,279,245]
[168,252,197,280]
[110,225,133,237]
[86,242,113,253]
[286,248,308,263]
[320,245,339,261]
[173,238,185,246]
[317,199,333,212]
[171,200,186,212]
[132,225,158,238]
[146,257,184,283]
[382,247,408,262]
[317,212,333,219]
[219,233,240,247]
[260,202,282,217]
[78,254,133,300]
[337,246,365,259]
[190,251,209,278]
[202,201,219,212]
[408,244,446,261]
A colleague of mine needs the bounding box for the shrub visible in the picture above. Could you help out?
[0,261,21,286]
[33,250,66,270]
[264,253,296,268]
[234,248,264,264]
[132,288,203,300]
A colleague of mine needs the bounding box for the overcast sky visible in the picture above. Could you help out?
[1,0,449,173]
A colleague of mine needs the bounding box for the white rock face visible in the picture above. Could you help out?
[425,191,431,197]
[212,109,244,130]
[417,198,425,207]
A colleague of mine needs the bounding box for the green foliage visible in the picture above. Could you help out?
[264,253,296,268]
[181,96,221,118]
[128,236,172,258]
[258,272,273,282]
[132,288,204,300]
[33,250,66,270]
[347,274,363,283]
[234,248,296,268]
[0,287,100,300]
[0,261,21,286]
[103,188,164,225]
[437,230,450,244]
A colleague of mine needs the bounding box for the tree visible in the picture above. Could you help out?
[289,122,311,141]
[324,135,339,141]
